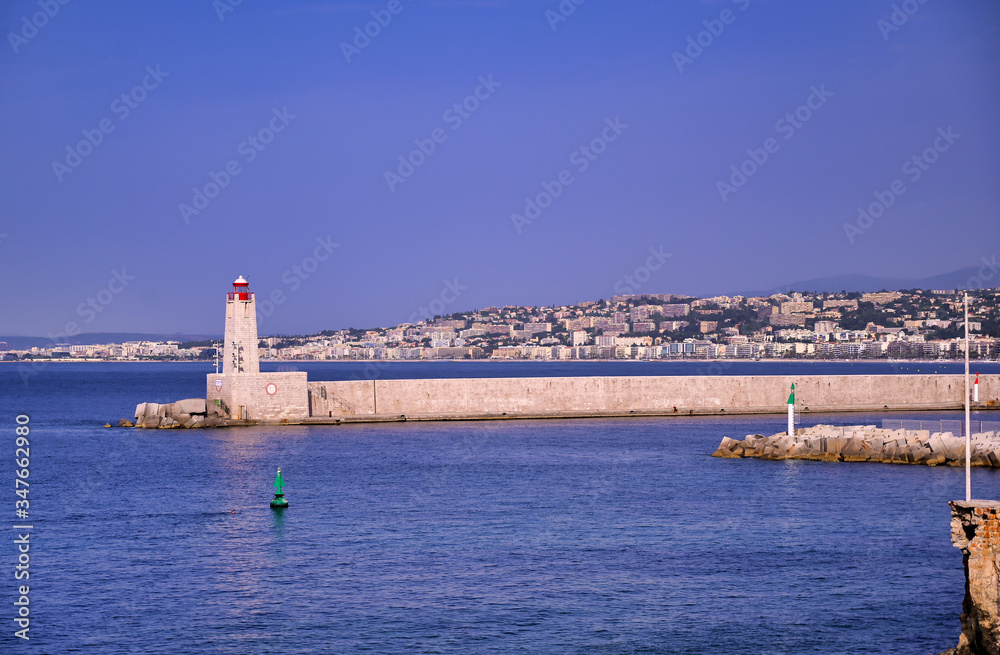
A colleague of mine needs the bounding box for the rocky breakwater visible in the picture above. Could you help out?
[944,501,1000,655]
[133,398,225,428]
[712,424,1000,467]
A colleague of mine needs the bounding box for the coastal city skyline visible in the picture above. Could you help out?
[2,1,999,337]
[5,284,997,363]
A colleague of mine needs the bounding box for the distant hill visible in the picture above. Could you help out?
[0,333,222,350]
[738,266,983,297]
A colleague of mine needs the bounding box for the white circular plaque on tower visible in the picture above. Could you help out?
[265,383,277,396]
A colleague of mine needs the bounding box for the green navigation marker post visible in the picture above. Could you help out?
[787,382,795,436]
[270,467,288,509]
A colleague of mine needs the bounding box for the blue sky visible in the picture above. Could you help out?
[1,0,998,336]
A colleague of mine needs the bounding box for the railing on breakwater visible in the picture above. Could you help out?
[882,419,1000,436]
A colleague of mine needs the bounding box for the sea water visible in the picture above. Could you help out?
[2,361,997,653]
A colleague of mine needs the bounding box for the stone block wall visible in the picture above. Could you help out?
[202,373,998,423]
[305,374,997,420]
[308,380,375,417]
[207,372,308,421]
[948,500,1000,655]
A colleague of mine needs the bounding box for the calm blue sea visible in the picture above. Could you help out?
[2,361,999,653]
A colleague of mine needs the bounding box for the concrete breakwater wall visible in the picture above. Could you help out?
[713,424,1000,467]
[131,373,997,427]
[305,374,996,423]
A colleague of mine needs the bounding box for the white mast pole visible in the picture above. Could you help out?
[965,292,971,502]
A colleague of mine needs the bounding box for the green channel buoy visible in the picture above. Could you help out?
[270,467,288,509]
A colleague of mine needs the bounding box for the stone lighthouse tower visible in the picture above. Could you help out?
[207,276,308,422]
[223,275,260,375]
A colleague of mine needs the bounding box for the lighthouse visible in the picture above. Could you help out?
[207,276,309,423]
[222,275,260,375]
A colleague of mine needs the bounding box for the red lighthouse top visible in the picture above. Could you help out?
[229,275,252,301]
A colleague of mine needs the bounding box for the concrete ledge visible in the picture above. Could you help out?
[952,500,1000,510]
[280,402,976,425]
[307,374,997,423]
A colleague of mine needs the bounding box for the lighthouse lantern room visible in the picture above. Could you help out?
[229,275,252,301]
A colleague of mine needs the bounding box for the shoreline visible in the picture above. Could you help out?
[2,358,997,365]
